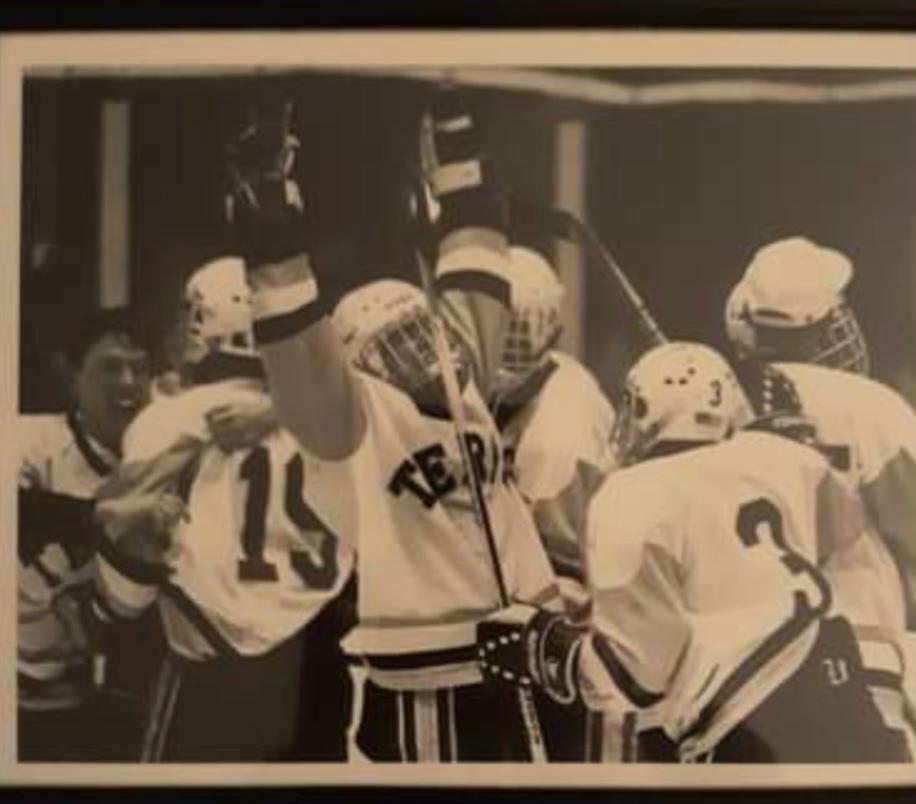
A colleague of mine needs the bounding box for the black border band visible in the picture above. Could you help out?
[591,635,665,709]
[436,270,510,307]
[253,297,331,345]
[364,644,477,671]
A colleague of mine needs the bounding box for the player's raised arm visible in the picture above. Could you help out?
[421,88,511,397]
[224,102,365,461]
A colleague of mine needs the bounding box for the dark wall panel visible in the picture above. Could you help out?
[19,70,916,412]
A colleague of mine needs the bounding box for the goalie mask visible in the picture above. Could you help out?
[493,246,565,397]
[332,279,471,405]
[183,256,257,366]
[612,342,752,466]
[725,237,869,375]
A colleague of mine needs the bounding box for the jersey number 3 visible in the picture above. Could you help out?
[237,446,338,589]
[736,497,831,616]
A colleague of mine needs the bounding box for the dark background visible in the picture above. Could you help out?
[19,68,916,410]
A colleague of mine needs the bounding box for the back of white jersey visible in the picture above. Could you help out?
[302,372,560,688]
[110,380,353,660]
[165,429,351,659]
[777,362,912,637]
[581,431,862,758]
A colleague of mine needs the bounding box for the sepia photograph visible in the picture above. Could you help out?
[4,31,916,789]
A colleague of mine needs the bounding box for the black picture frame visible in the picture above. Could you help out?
[4,5,916,802]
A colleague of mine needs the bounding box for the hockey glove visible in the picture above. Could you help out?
[420,85,505,236]
[477,602,585,705]
[224,100,309,268]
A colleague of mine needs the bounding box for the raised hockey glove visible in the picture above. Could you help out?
[477,603,585,705]
[224,100,309,268]
[420,85,505,236]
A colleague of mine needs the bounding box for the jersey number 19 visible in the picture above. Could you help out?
[237,446,339,590]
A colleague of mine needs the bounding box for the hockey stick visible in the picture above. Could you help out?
[510,198,668,348]
[411,190,548,764]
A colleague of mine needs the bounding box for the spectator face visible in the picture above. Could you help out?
[73,332,151,451]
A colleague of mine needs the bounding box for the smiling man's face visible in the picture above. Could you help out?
[73,332,152,452]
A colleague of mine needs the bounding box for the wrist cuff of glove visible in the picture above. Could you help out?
[432,117,482,164]
[531,609,585,705]
[249,255,330,345]
[232,217,312,271]
[226,176,311,268]
[436,174,505,233]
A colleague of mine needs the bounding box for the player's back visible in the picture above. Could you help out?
[597,431,849,611]
[586,430,862,753]
[119,379,354,661]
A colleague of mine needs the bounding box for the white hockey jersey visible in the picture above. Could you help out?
[775,362,915,628]
[301,372,562,690]
[97,378,354,661]
[775,362,916,737]
[18,412,117,709]
[496,351,616,596]
[578,430,864,760]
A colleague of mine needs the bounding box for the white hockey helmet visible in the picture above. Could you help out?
[725,237,869,375]
[613,341,753,465]
[494,246,565,395]
[182,256,256,366]
[332,278,469,400]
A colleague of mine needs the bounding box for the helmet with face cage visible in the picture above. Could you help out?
[725,237,869,375]
[183,257,256,366]
[493,246,565,397]
[332,279,470,401]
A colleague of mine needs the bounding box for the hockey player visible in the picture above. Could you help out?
[152,284,280,454]
[725,236,916,745]
[492,244,616,609]
[491,244,617,760]
[477,342,911,762]
[224,94,562,761]
[17,308,157,760]
[93,257,356,761]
